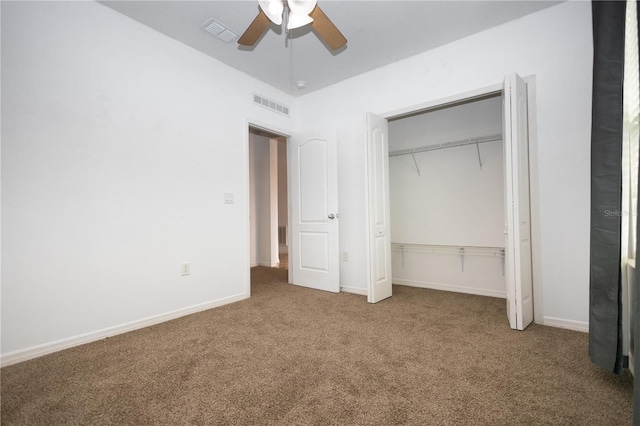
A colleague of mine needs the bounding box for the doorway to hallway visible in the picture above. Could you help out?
[248,126,288,270]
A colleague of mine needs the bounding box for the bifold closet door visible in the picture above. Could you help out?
[366,112,393,303]
[503,73,534,330]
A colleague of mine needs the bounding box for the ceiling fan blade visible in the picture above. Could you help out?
[309,5,347,50]
[238,10,271,46]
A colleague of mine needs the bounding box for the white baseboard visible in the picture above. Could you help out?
[279,245,288,254]
[393,278,506,299]
[257,261,273,267]
[542,316,588,333]
[340,286,367,296]
[0,292,249,367]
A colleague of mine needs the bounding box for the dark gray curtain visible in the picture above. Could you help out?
[589,0,627,375]
[591,1,640,422]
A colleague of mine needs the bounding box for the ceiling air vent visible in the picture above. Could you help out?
[253,93,289,117]
[201,18,238,43]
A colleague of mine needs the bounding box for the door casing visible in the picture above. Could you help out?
[245,119,293,294]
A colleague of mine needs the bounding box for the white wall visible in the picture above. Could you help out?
[1,1,295,363]
[277,140,288,252]
[389,97,505,297]
[297,1,593,330]
[249,133,274,267]
[249,133,256,266]
[268,139,279,266]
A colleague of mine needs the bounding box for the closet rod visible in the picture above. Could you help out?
[388,133,502,158]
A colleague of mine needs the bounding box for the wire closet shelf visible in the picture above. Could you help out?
[391,243,506,274]
[388,133,502,157]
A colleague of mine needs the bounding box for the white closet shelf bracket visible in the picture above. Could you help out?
[410,152,421,176]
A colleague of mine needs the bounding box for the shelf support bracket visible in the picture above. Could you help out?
[460,247,465,272]
[501,249,505,276]
[401,245,405,268]
[410,152,421,176]
[476,143,483,170]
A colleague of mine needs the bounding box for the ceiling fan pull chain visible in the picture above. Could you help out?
[289,17,294,92]
[284,5,290,37]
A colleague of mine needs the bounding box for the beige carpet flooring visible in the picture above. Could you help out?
[1,267,634,425]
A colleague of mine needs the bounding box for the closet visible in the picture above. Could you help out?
[388,95,506,299]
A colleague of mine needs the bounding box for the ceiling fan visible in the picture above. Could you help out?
[238,0,347,50]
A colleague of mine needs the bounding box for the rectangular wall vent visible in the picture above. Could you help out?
[253,93,289,117]
[201,18,238,43]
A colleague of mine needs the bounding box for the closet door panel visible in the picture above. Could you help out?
[366,113,393,303]
[503,72,534,330]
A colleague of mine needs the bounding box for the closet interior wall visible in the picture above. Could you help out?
[388,96,506,298]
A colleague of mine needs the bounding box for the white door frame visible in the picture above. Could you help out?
[373,78,542,324]
[245,119,293,296]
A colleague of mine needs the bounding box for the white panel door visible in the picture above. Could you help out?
[366,113,393,303]
[289,136,339,292]
[503,73,534,330]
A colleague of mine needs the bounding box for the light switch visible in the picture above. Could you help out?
[181,262,190,276]
[224,193,234,204]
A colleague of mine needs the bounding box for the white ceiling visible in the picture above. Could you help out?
[101,1,561,96]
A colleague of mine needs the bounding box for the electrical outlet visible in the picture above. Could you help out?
[342,252,349,262]
[181,262,190,276]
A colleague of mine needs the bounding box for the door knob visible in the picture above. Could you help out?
[328,214,336,220]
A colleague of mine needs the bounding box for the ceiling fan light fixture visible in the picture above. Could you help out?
[258,0,284,25]
[287,0,317,15]
[286,13,313,30]
[238,0,346,50]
